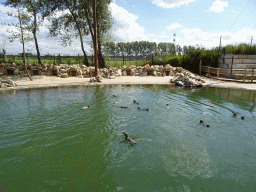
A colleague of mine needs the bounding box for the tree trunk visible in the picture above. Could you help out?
[65,0,89,67]
[78,29,89,67]
[32,10,41,64]
[98,39,105,68]
[18,7,32,81]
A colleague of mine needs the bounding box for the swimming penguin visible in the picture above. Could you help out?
[119,132,136,146]
[232,112,244,120]
[82,105,91,109]
[121,106,134,109]
[137,107,149,111]
[133,100,139,105]
[113,95,117,97]
[166,104,170,108]
[199,120,210,127]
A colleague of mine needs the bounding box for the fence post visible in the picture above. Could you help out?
[199,60,202,75]
[207,66,210,77]
[3,49,6,63]
[251,69,254,83]
[231,56,233,74]
[217,68,220,80]
[59,54,61,64]
[243,69,247,83]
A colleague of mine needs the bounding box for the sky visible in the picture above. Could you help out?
[0,0,255,55]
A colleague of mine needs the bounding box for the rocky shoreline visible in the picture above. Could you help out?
[0,63,255,91]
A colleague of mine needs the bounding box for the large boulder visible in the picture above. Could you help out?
[61,73,69,78]
[116,69,122,76]
[60,69,67,73]
[122,70,127,76]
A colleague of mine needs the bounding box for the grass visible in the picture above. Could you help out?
[0,57,151,67]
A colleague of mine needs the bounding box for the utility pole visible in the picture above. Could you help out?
[219,36,222,51]
[93,0,98,77]
[173,32,176,55]
[249,36,253,54]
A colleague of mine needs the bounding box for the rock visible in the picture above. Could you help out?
[77,75,83,78]
[42,68,47,72]
[0,83,6,88]
[61,73,69,78]
[109,75,115,79]
[60,64,66,69]
[122,71,127,76]
[77,70,82,75]
[144,64,150,69]
[130,68,136,76]
[116,69,122,76]
[53,66,60,70]
[1,79,16,87]
[140,72,147,76]
[152,71,157,76]
[60,69,67,73]
[90,77,96,82]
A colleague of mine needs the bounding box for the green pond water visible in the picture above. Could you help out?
[0,85,256,192]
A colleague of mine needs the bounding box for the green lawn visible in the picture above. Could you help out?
[1,57,150,67]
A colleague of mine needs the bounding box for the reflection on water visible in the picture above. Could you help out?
[0,85,256,192]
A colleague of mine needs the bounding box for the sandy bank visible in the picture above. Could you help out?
[0,75,255,91]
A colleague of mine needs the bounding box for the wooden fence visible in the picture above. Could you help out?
[199,60,255,83]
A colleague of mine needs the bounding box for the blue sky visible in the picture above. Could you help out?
[0,0,255,55]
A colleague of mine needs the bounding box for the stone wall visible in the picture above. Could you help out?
[0,63,184,79]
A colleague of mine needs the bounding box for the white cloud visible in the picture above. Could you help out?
[148,34,157,37]
[152,0,195,9]
[159,35,169,38]
[180,27,256,48]
[210,0,228,13]
[167,23,182,30]
[0,3,149,55]
[109,3,148,42]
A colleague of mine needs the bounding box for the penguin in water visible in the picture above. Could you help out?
[199,120,210,127]
[137,107,149,111]
[121,106,134,109]
[82,105,91,109]
[166,104,170,108]
[232,112,244,120]
[113,95,117,97]
[119,132,136,146]
[133,100,139,105]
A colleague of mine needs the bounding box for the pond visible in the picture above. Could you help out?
[0,85,256,192]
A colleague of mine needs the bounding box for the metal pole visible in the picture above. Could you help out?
[231,56,233,75]
[93,0,98,77]
[249,36,253,54]
[219,36,222,51]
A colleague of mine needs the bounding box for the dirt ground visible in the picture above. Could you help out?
[0,75,256,91]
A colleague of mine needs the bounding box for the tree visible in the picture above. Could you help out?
[7,5,33,80]
[45,0,113,68]
[5,0,43,64]
[47,0,90,66]
[78,0,113,68]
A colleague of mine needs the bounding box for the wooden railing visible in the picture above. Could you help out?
[199,60,255,83]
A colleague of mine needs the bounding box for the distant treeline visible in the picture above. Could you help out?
[104,41,180,56]
[104,41,256,56]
